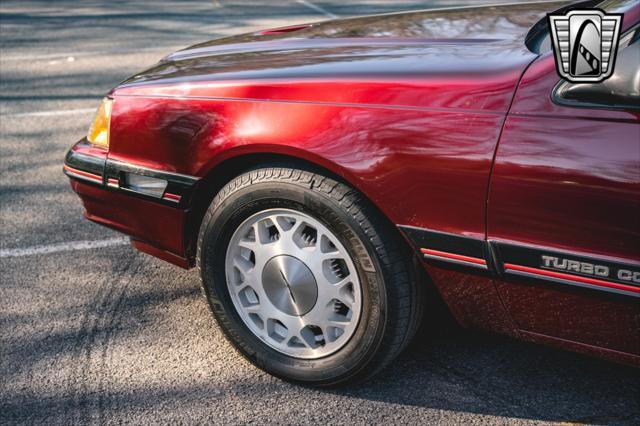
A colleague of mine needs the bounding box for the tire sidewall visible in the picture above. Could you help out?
[198,179,389,384]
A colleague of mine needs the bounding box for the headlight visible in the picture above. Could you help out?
[87,98,113,148]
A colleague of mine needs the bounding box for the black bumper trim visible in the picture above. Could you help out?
[64,140,107,182]
[64,141,199,208]
[105,159,199,186]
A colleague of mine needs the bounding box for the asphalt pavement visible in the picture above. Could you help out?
[1,1,639,424]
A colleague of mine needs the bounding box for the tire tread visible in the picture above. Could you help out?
[197,167,423,385]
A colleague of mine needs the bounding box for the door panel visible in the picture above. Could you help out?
[490,115,640,260]
[487,52,640,356]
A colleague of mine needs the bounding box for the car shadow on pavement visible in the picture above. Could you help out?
[7,322,637,424]
[2,250,638,424]
[333,323,640,424]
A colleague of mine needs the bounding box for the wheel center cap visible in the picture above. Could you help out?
[262,255,318,316]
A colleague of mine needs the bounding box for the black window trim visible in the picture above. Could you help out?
[550,24,640,111]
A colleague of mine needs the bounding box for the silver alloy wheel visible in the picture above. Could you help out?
[225,208,363,359]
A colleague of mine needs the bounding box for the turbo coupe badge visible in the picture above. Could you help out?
[548,9,622,83]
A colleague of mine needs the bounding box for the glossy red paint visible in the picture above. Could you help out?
[487,1,640,362]
[106,2,555,246]
[109,97,507,240]
[71,180,187,256]
[489,54,640,259]
[420,266,519,338]
[130,239,190,268]
[496,279,640,358]
[65,0,640,366]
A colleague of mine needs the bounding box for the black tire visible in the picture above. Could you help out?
[197,167,423,386]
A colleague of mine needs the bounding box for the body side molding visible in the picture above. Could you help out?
[399,225,640,297]
[493,241,640,297]
[399,225,492,272]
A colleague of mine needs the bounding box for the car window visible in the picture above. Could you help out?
[552,26,640,110]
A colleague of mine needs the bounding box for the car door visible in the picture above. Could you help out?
[487,29,640,360]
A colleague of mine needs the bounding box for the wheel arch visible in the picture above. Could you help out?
[186,148,448,333]
[186,149,372,256]
[185,149,406,264]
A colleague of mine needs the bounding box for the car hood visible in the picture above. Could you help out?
[114,1,570,111]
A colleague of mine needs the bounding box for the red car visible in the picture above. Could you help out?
[64,0,640,385]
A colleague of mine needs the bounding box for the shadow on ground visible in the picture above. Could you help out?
[2,252,639,424]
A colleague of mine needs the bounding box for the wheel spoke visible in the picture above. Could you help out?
[225,208,361,359]
[237,240,256,250]
[313,273,354,304]
[333,278,356,304]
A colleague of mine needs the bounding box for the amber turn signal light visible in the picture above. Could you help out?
[87,98,113,148]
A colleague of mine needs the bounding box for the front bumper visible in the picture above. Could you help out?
[63,139,200,267]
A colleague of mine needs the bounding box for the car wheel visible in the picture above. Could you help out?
[197,167,422,386]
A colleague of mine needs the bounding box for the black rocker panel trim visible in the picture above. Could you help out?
[492,241,640,297]
[399,225,493,272]
[398,225,639,297]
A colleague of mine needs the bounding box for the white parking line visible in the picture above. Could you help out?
[296,0,338,19]
[2,108,96,118]
[0,52,93,61]
[0,238,129,258]
[0,46,179,62]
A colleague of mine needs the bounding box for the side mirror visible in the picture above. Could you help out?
[554,40,639,110]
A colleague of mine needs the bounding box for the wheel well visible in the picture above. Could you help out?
[185,153,352,259]
[184,153,432,291]
[185,152,447,328]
